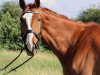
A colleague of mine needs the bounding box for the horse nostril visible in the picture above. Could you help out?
[34,44,37,49]
[25,43,27,45]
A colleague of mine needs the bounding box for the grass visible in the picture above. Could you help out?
[0,50,62,75]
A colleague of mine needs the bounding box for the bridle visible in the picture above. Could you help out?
[22,11,42,49]
[0,11,43,75]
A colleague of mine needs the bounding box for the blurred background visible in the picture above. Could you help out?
[0,0,100,18]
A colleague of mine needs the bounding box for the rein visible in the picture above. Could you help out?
[0,43,33,75]
[0,48,24,71]
[3,56,33,75]
[0,11,42,75]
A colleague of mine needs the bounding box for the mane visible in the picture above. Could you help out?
[40,7,88,26]
[41,7,70,20]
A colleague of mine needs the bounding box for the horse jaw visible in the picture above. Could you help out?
[25,33,35,56]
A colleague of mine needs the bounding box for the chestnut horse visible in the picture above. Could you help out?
[19,0,100,75]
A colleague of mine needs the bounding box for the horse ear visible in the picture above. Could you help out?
[33,0,40,8]
[19,0,26,10]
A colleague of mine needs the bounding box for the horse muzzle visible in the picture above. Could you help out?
[22,30,40,56]
[25,43,37,56]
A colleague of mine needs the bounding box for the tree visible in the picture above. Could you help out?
[0,2,23,50]
[76,6,100,23]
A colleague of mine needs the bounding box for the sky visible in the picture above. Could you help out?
[0,0,100,19]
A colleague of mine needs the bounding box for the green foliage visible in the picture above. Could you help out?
[0,2,49,51]
[0,2,23,50]
[76,6,100,23]
[38,40,50,52]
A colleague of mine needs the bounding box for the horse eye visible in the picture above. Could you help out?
[37,18,41,21]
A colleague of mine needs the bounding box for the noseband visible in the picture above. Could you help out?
[22,11,42,49]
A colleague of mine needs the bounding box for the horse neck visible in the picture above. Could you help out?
[40,9,84,58]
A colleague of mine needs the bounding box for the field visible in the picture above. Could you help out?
[0,50,62,75]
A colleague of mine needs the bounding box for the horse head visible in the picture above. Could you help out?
[19,0,42,56]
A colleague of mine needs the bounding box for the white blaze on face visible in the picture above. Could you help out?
[23,12,34,52]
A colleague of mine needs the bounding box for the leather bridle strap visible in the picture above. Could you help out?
[22,11,42,48]
[24,11,39,14]
[22,29,41,49]
[3,56,33,75]
[22,30,40,42]
[0,48,24,71]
